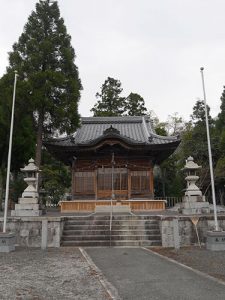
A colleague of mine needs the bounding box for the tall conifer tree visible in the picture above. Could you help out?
[91,77,125,116]
[217,86,225,130]
[125,93,147,116]
[7,0,82,167]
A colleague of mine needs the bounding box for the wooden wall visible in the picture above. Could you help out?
[71,156,154,200]
[60,200,166,212]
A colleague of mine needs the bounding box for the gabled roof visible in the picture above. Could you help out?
[44,116,181,165]
[45,116,180,148]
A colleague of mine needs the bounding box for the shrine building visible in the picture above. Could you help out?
[44,116,180,212]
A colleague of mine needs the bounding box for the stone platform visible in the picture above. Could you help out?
[11,197,42,217]
[181,198,210,215]
[95,204,131,213]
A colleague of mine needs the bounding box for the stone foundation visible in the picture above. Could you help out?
[161,215,225,247]
[1,214,225,248]
[0,217,64,247]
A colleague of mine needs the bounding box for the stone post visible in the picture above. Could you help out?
[173,219,180,249]
[41,219,48,250]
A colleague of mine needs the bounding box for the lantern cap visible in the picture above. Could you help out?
[20,158,39,172]
[183,156,201,170]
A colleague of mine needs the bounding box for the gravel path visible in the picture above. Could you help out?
[151,246,225,282]
[0,247,110,300]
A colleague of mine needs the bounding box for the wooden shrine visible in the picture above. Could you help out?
[44,116,180,212]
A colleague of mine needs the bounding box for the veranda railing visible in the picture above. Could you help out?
[154,197,183,208]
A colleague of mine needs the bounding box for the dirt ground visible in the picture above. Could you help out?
[151,246,225,282]
[0,247,110,300]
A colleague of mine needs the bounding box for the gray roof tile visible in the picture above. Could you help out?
[45,116,180,147]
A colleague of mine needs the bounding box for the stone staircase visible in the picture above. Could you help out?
[61,215,162,247]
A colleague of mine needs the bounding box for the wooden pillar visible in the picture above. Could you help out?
[71,159,76,199]
[149,165,154,197]
[94,169,98,200]
[128,169,131,200]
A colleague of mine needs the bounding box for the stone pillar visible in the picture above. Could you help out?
[173,219,180,249]
[41,219,48,249]
[11,158,42,217]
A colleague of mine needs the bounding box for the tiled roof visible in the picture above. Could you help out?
[45,116,180,147]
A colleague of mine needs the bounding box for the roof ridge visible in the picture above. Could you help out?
[141,116,150,142]
[81,116,147,124]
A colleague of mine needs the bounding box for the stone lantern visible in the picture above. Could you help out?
[11,158,42,217]
[184,156,203,197]
[21,158,39,198]
[181,156,210,214]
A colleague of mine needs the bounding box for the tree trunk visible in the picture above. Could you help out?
[0,169,4,211]
[35,113,44,168]
[219,189,225,206]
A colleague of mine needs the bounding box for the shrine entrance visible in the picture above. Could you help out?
[45,116,180,212]
[97,167,128,200]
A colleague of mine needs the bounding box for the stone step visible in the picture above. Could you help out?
[61,216,161,248]
[61,240,161,247]
[63,230,110,235]
[64,225,110,230]
[63,215,160,221]
[65,220,111,226]
[64,224,160,231]
[64,217,110,222]
[65,220,160,226]
[112,220,159,225]
[65,219,159,225]
[61,240,111,247]
[62,234,161,241]
[62,235,110,241]
[63,229,160,236]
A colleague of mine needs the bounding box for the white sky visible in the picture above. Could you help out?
[0,0,224,122]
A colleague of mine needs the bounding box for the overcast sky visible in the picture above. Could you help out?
[0,0,224,122]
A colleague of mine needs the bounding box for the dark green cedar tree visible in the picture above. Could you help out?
[91,77,125,116]
[8,0,82,167]
[125,92,147,116]
[191,100,212,125]
[215,87,225,202]
[216,86,225,131]
[0,73,36,208]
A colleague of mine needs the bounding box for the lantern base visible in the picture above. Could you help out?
[11,210,42,217]
[11,197,42,217]
[181,193,210,214]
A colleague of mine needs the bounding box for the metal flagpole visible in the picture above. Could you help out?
[3,71,18,233]
[111,152,115,201]
[200,67,219,231]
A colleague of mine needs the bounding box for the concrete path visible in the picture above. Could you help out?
[85,247,225,300]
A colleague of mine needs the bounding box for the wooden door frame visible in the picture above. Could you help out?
[96,167,128,200]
